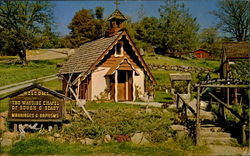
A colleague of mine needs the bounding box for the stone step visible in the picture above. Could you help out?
[201,131,231,138]
[201,126,224,132]
[201,124,217,127]
[202,137,238,145]
[201,119,218,124]
[207,145,249,156]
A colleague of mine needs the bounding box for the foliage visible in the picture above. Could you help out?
[67,8,108,48]
[211,0,249,41]
[230,60,249,81]
[131,0,199,55]
[95,7,104,19]
[39,25,60,49]
[199,27,222,58]
[64,107,176,142]
[173,81,188,94]
[0,1,54,65]
[175,136,195,150]
[134,17,160,50]
[158,0,200,54]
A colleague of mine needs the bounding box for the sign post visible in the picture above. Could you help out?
[5,84,67,123]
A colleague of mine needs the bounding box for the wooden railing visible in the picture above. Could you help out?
[208,92,247,144]
[176,93,196,117]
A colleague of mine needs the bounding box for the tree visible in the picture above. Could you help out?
[0,1,53,65]
[40,25,60,48]
[212,0,249,41]
[95,7,104,20]
[135,17,160,49]
[68,8,107,48]
[158,0,199,55]
[132,0,199,55]
[199,27,222,58]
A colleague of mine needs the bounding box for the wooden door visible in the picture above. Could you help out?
[118,70,126,101]
[110,75,115,100]
[128,71,133,101]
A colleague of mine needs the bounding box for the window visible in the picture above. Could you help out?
[115,42,123,57]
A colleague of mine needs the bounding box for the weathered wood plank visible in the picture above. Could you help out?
[208,92,244,121]
[195,84,249,88]
[195,87,201,145]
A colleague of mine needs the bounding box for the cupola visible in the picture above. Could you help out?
[107,9,127,36]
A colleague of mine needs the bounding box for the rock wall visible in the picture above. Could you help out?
[148,64,213,73]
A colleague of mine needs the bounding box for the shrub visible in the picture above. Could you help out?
[63,108,176,143]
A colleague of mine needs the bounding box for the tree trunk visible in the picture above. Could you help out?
[17,49,28,65]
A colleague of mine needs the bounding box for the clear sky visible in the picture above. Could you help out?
[52,0,220,36]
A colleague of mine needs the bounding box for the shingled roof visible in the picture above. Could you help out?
[107,9,127,21]
[60,32,121,74]
[223,42,249,59]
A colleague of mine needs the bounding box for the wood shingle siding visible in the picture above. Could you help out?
[223,42,249,59]
[59,32,121,74]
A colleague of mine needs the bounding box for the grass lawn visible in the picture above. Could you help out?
[0,58,65,87]
[5,137,208,156]
[43,79,62,91]
[0,94,8,112]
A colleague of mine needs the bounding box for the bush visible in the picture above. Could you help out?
[63,108,176,142]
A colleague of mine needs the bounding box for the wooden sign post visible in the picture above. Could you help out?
[4,84,67,124]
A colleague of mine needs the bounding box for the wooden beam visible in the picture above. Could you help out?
[176,94,180,109]
[200,87,209,96]
[115,70,118,102]
[208,92,244,121]
[177,94,196,116]
[195,87,201,145]
[195,84,249,88]
[132,70,136,101]
[69,87,93,121]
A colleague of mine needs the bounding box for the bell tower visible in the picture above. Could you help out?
[107,0,127,36]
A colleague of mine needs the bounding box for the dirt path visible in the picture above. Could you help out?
[27,48,74,60]
[207,145,249,155]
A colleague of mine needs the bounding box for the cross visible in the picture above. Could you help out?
[114,0,120,9]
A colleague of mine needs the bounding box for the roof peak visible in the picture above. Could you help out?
[107,9,127,21]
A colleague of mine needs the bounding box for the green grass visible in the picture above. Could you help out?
[0,98,8,113]
[8,137,208,156]
[143,54,220,70]
[154,91,173,103]
[43,79,62,91]
[0,58,65,87]
[0,56,17,61]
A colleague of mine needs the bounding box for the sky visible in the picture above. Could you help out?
[52,0,220,36]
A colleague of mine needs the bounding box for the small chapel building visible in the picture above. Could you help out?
[59,9,156,102]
